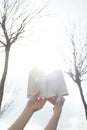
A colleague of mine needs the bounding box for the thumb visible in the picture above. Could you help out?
[33,89,40,98]
[56,94,65,107]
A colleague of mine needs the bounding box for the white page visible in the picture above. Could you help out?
[36,76,47,97]
[27,68,45,97]
[46,70,68,97]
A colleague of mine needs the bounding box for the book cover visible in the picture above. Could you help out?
[27,68,68,98]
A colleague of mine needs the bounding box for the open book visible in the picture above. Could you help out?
[27,68,68,98]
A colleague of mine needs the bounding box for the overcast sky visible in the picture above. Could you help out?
[0,0,87,130]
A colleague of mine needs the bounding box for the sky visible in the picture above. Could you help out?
[0,0,87,130]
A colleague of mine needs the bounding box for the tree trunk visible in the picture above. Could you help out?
[77,82,87,119]
[0,46,10,110]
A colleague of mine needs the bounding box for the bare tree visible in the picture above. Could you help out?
[0,0,48,110]
[64,24,87,119]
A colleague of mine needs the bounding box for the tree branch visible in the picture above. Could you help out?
[0,40,6,46]
[0,46,4,48]
[81,65,87,76]
[10,22,25,44]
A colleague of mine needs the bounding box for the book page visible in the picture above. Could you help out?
[46,70,68,97]
[27,67,45,97]
[36,76,48,97]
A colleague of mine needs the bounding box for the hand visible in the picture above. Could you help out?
[48,94,65,115]
[53,94,65,115]
[27,91,47,113]
[44,94,65,130]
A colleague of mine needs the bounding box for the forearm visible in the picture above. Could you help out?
[8,103,34,130]
[44,109,62,130]
[8,91,46,130]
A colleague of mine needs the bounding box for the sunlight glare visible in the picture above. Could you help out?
[30,42,63,74]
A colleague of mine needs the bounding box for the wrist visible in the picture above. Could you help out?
[26,106,34,115]
[53,108,62,118]
[24,102,34,115]
[28,107,34,115]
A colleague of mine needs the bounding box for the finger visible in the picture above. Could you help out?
[56,91,61,97]
[37,97,47,102]
[56,95,65,106]
[48,99,55,105]
[33,89,40,98]
[48,97,57,105]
